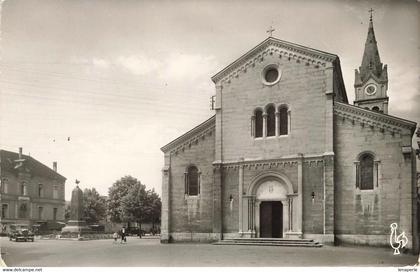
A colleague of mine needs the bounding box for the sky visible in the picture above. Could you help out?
[0,0,419,201]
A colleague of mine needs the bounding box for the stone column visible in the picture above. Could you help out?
[275,111,280,137]
[238,164,244,233]
[248,197,256,236]
[251,116,255,137]
[262,113,267,138]
[288,196,293,231]
[297,154,303,235]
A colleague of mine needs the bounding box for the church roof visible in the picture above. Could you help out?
[0,149,66,181]
[334,102,417,135]
[211,36,340,84]
[161,115,215,153]
[355,17,387,86]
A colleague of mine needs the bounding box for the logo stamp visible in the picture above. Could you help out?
[390,223,408,255]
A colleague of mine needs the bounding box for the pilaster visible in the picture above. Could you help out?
[323,153,335,244]
[160,153,171,243]
[238,163,244,233]
[212,163,223,240]
[297,153,303,235]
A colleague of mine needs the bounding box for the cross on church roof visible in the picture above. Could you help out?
[75,179,80,185]
[266,26,275,37]
[369,8,374,22]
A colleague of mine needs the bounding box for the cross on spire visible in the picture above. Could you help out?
[75,179,80,185]
[266,26,275,37]
[369,8,374,22]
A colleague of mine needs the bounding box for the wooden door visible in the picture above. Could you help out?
[260,202,272,238]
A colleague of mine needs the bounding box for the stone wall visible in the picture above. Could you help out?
[165,128,215,241]
[218,53,330,161]
[302,162,324,234]
[334,114,417,249]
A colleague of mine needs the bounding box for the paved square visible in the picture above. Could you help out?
[1,236,418,267]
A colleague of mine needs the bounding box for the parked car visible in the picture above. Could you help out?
[126,227,146,236]
[9,224,35,242]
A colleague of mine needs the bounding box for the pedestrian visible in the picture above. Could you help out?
[121,227,126,243]
[113,232,118,243]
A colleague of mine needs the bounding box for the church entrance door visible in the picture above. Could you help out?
[259,201,283,238]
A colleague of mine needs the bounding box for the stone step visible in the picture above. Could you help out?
[213,238,322,247]
[214,241,322,247]
[232,238,315,243]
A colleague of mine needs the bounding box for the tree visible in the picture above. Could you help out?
[107,176,139,223]
[108,175,162,235]
[120,182,147,226]
[144,189,161,231]
[82,188,107,224]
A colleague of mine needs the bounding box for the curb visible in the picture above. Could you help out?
[0,256,7,267]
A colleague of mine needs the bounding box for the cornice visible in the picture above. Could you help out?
[213,155,327,170]
[354,97,389,103]
[161,116,216,155]
[334,102,417,135]
[211,37,338,84]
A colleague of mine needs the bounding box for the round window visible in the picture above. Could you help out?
[262,65,281,85]
[265,68,279,83]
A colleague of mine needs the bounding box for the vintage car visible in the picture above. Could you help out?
[9,224,35,242]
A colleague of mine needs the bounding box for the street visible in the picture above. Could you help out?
[0,236,418,267]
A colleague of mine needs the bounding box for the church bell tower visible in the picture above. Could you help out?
[354,11,389,114]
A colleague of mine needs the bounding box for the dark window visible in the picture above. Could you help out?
[53,208,58,221]
[266,106,275,137]
[1,204,8,218]
[372,106,380,112]
[186,166,199,196]
[38,184,43,197]
[279,106,288,135]
[19,203,27,219]
[360,154,374,190]
[265,68,279,83]
[255,109,263,138]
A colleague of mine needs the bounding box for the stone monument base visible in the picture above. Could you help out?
[61,220,93,238]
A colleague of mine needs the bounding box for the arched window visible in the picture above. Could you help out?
[279,106,288,136]
[266,105,275,137]
[185,165,200,196]
[357,153,374,190]
[255,109,263,138]
[372,106,380,112]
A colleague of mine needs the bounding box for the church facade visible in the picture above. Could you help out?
[160,18,418,250]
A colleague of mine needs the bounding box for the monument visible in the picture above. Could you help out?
[61,180,92,238]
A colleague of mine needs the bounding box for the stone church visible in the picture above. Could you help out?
[160,17,418,250]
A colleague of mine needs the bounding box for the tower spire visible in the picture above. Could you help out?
[357,10,384,83]
[353,10,389,114]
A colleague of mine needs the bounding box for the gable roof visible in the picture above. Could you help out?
[161,115,215,153]
[211,37,339,84]
[334,102,417,135]
[0,149,66,181]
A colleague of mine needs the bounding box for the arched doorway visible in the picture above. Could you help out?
[246,172,294,238]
